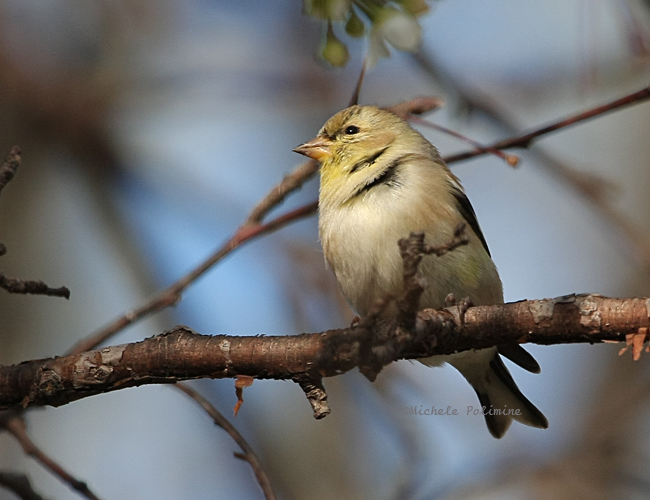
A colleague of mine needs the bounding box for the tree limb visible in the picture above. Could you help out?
[1,295,647,418]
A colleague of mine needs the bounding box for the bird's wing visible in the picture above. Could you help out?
[449,184,491,257]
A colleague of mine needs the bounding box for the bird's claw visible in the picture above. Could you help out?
[445,293,457,307]
[458,296,474,328]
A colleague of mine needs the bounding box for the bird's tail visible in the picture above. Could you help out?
[448,348,548,438]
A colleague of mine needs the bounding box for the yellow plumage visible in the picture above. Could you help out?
[294,105,547,438]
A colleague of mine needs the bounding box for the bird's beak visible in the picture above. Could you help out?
[293,136,333,161]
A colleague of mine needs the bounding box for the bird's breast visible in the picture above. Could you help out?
[320,190,406,316]
[318,160,503,317]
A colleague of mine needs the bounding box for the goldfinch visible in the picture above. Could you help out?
[294,105,548,438]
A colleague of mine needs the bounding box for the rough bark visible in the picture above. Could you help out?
[1,294,647,418]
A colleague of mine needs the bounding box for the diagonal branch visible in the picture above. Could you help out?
[409,115,520,166]
[0,412,101,500]
[442,86,650,164]
[69,201,318,354]
[175,384,277,500]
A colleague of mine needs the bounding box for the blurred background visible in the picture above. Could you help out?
[0,1,650,499]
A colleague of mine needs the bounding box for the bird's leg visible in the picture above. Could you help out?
[457,296,474,329]
[356,294,394,381]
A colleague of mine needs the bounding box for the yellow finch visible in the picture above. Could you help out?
[294,105,548,438]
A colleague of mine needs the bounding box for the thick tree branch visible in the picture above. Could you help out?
[1,295,648,418]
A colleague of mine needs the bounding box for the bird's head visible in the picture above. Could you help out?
[294,105,435,206]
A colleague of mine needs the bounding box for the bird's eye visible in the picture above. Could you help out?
[345,125,360,135]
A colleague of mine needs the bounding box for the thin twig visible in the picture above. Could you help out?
[422,222,469,257]
[442,85,650,163]
[175,384,277,500]
[409,115,519,166]
[348,59,367,107]
[396,232,427,325]
[0,273,70,299]
[245,160,319,226]
[1,413,101,500]
[396,226,468,327]
[0,147,70,299]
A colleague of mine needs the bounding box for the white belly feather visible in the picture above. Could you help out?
[319,162,502,318]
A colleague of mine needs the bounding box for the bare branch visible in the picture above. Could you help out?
[348,59,367,107]
[0,273,70,299]
[397,226,469,327]
[442,84,650,164]
[175,384,277,500]
[396,232,428,325]
[0,412,101,500]
[1,295,648,418]
[245,160,319,226]
[409,115,520,166]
